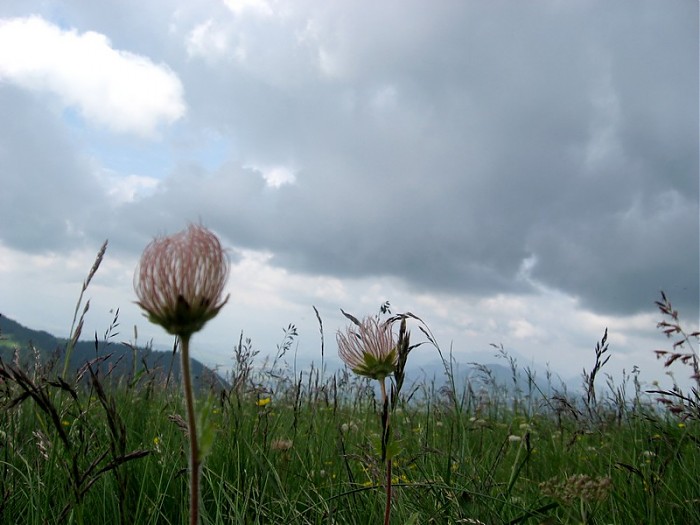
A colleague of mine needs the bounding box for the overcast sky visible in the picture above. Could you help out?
[1,1,698,387]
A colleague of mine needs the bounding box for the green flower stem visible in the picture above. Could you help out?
[384,458,392,525]
[181,335,201,525]
[380,377,392,525]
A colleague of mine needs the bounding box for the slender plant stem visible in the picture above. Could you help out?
[380,378,392,525]
[180,335,201,525]
[384,458,392,525]
[380,379,388,460]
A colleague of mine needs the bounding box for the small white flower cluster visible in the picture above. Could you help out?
[340,421,359,434]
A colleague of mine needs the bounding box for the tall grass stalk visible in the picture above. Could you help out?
[62,240,108,380]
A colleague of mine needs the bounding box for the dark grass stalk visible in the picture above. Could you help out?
[62,240,108,380]
[582,328,610,422]
[313,305,325,385]
[165,338,179,391]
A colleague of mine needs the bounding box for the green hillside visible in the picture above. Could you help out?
[0,313,225,389]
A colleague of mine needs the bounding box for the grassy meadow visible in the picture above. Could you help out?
[1,259,699,524]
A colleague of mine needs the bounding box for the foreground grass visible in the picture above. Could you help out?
[1,345,699,525]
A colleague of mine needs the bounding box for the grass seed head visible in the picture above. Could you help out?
[271,438,293,452]
[539,474,612,504]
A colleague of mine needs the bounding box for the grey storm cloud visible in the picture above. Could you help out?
[165,2,699,316]
[1,0,697,321]
[0,86,108,252]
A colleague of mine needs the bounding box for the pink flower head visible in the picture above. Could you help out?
[337,316,397,380]
[134,224,230,337]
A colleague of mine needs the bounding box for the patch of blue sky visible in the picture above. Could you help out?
[63,113,229,184]
[61,106,173,180]
[175,126,231,172]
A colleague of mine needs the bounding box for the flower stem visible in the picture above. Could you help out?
[379,378,392,525]
[181,335,201,525]
[384,458,392,525]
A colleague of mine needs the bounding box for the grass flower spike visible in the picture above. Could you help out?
[337,316,397,380]
[134,224,229,338]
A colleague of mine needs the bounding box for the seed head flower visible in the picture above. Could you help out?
[271,438,293,452]
[134,224,230,338]
[336,316,397,380]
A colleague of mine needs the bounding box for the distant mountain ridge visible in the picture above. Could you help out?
[0,314,224,388]
[0,313,576,397]
[403,357,575,398]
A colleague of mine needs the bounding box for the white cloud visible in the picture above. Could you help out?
[261,166,297,188]
[508,319,546,341]
[186,19,231,61]
[245,164,297,188]
[98,170,161,204]
[223,0,274,17]
[0,16,185,137]
[227,248,346,311]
